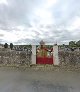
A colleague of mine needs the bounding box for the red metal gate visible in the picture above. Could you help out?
[36,45,53,64]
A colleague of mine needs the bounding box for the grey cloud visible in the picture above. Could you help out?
[0,0,80,44]
[14,38,40,45]
[52,0,80,27]
[0,0,44,28]
[0,39,6,44]
[0,34,4,37]
[0,0,47,34]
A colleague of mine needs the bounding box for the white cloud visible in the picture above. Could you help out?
[34,8,54,25]
[68,16,80,30]
[16,26,25,31]
[46,0,57,8]
[0,0,8,5]
[0,30,18,42]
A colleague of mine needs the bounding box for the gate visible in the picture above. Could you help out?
[36,45,53,64]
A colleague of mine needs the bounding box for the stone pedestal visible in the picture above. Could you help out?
[53,45,59,65]
[32,45,36,64]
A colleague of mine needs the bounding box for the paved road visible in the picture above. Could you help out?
[0,68,80,92]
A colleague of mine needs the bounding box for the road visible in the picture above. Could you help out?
[0,67,80,92]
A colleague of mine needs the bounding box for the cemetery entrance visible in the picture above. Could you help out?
[36,40,53,64]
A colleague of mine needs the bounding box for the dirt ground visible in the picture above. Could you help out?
[0,67,80,92]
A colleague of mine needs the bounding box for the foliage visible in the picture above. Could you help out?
[69,41,76,47]
[76,40,80,47]
[10,43,13,50]
[4,43,8,48]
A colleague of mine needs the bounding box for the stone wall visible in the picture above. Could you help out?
[59,51,80,65]
[0,50,32,65]
[0,49,80,66]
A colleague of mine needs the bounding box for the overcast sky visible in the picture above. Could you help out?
[0,0,80,45]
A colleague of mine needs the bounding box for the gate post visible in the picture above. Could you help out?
[53,45,59,65]
[32,45,36,64]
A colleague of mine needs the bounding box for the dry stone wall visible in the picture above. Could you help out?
[0,49,80,66]
[59,51,80,66]
[0,50,32,65]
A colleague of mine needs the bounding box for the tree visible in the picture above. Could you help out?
[69,41,76,47]
[76,40,80,47]
[10,43,13,50]
[4,43,8,48]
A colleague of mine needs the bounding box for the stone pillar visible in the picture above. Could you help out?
[53,45,59,65]
[32,45,36,64]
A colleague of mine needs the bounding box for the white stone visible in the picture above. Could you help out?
[32,45,36,64]
[53,45,59,65]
